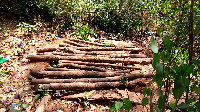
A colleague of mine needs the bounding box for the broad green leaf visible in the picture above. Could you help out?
[160,51,170,63]
[173,80,184,99]
[152,53,160,69]
[153,63,164,87]
[171,67,182,80]
[178,102,189,109]
[156,63,164,76]
[114,101,123,111]
[43,91,49,95]
[194,86,200,94]
[194,59,200,67]
[181,64,195,77]
[169,102,175,110]
[157,89,163,96]
[123,98,132,111]
[195,102,200,111]
[143,88,150,96]
[158,95,166,108]
[142,97,148,107]
[157,27,162,36]
[150,37,158,53]
[187,98,195,104]
[121,76,126,85]
[163,35,174,51]
[35,94,41,100]
[182,82,189,93]
[149,81,152,86]
[0,58,8,64]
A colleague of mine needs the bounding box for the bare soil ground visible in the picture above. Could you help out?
[0,18,152,112]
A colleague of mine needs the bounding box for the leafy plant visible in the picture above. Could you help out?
[35,86,49,100]
[17,22,41,34]
[109,98,132,112]
[71,23,94,41]
[142,35,199,111]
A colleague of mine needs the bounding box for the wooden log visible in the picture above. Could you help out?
[46,67,131,73]
[30,72,153,84]
[27,55,59,61]
[30,70,123,78]
[63,40,88,47]
[59,60,142,70]
[27,55,152,64]
[37,47,65,53]
[42,79,147,90]
[59,56,152,64]
[45,67,76,71]
[52,52,146,58]
[57,63,107,71]
[69,38,115,47]
[75,47,142,52]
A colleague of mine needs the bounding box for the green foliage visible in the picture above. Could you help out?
[142,97,148,107]
[143,88,150,96]
[109,98,132,112]
[142,27,200,111]
[0,27,9,33]
[17,22,41,34]
[35,86,49,100]
[71,24,94,41]
[150,37,158,53]
[121,76,126,85]
[0,58,8,64]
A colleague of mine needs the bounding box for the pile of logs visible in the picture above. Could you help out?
[28,37,153,91]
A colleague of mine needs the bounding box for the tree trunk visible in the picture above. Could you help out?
[42,79,148,90]
[56,63,107,72]
[30,70,124,78]
[75,47,142,52]
[59,60,142,70]
[52,52,146,58]
[27,55,152,64]
[37,47,65,53]
[30,72,152,84]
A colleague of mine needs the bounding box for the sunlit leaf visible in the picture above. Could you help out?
[114,101,123,111]
[35,94,41,100]
[150,37,158,53]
